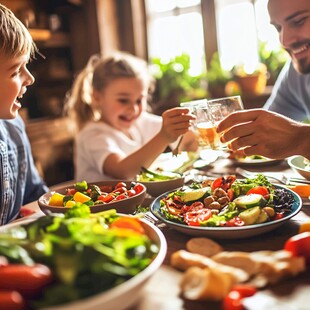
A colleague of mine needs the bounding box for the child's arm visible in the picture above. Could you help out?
[103,107,196,179]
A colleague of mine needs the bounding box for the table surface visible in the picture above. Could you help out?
[20,156,310,310]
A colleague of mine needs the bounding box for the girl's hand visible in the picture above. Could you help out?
[160,107,196,143]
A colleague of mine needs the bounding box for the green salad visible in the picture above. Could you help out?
[0,204,158,308]
[159,174,295,227]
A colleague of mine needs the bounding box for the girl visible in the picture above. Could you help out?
[65,52,197,181]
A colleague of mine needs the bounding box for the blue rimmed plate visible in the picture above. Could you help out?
[150,185,302,239]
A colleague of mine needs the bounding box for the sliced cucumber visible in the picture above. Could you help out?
[234,194,266,209]
[239,206,261,225]
[181,186,211,203]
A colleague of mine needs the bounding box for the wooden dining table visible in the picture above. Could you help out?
[19,155,310,310]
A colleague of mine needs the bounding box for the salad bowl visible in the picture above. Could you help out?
[38,180,146,215]
[136,167,185,197]
[0,212,167,310]
[288,155,310,181]
[150,184,302,239]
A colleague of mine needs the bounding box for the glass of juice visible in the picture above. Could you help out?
[194,103,224,150]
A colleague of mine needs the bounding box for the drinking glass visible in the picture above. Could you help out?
[207,95,244,116]
[194,103,225,150]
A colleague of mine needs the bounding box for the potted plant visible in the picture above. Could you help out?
[149,54,208,115]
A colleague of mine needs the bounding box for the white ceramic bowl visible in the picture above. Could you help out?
[139,177,185,198]
[45,217,167,310]
[0,215,167,310]
[288,156,310,180]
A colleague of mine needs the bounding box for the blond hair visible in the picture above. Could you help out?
[0,4,37,59]
[65,52,154,130]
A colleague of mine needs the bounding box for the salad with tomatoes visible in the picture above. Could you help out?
[159,174,296,227]
[48,180,145,207]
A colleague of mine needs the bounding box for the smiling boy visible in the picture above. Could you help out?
[0,4,48,224]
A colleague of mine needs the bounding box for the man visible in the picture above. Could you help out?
[217,0,310,160]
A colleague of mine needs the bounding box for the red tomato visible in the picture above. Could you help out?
[225,217,245,227]
[126,189,136,197]
[211,176,236,191]
[274,212,284,220]
[222,290,244,310]
[100,194,115,203]
[230,285,257,298]
[66,188,76,195]
[0,264,53,297]
[0,290,25,310]
[246,186,269,199]
[133,183,145,194]
[184,209,212,226]
[222,285,256,310]
[100,185,113,193]
[112,186,127,194]
[115,193,127,201]
[115,182,127,189]
[284,232,310,265]
[19,207,35,218]
[110,217,145,234]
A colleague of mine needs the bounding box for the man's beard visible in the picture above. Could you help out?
[292,56,310,74]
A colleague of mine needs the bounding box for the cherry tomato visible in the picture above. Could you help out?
[133,183,145,194]
[110,217,145,234]
[0,290,25,310]
[66,188,77,195]
[100,194,115,203]
[246,186,269,199]
[112,186,127,194]
[126,189,136,197]
[274,212,284,220]
[184,209,212,226]
[100,185,113,193]
[19,207,35,218]
[225,217,245,227]
[115,182,127,189]
[211,175,236,191]
[230,285,257,298]
[0,264,53,297]
[115,193,127,201]
[222,285,256,310]
[222,290,244,310]
[284,232,310,265]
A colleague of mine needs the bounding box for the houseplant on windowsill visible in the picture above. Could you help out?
[149,54,208,115]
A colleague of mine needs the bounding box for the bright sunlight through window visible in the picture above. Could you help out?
[146,0,283,76]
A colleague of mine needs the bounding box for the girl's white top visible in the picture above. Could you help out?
[75,111,167,182]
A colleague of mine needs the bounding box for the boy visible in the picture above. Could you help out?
[0,4,48,225]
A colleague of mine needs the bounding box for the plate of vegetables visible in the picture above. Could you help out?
[150,174,302,239]
[38,180,146,215]
[0,205,167,310]
[136,167,185,197]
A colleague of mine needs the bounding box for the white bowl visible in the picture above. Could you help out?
[288,156,310,180]
[0,215,167,310]
[139,177,185,198]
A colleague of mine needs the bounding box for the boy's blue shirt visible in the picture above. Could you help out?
[0,115,48,225]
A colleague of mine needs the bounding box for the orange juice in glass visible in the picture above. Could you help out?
[195,104,224,150]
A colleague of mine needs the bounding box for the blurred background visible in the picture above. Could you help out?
[2,0,289,185]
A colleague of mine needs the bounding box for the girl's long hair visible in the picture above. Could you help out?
[65,52,154,130]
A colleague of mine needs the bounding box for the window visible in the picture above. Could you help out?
[146,0,285,75]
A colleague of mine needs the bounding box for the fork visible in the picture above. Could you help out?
[172,135,184,157]
[235,167,310,185]
[142,212,166,227]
